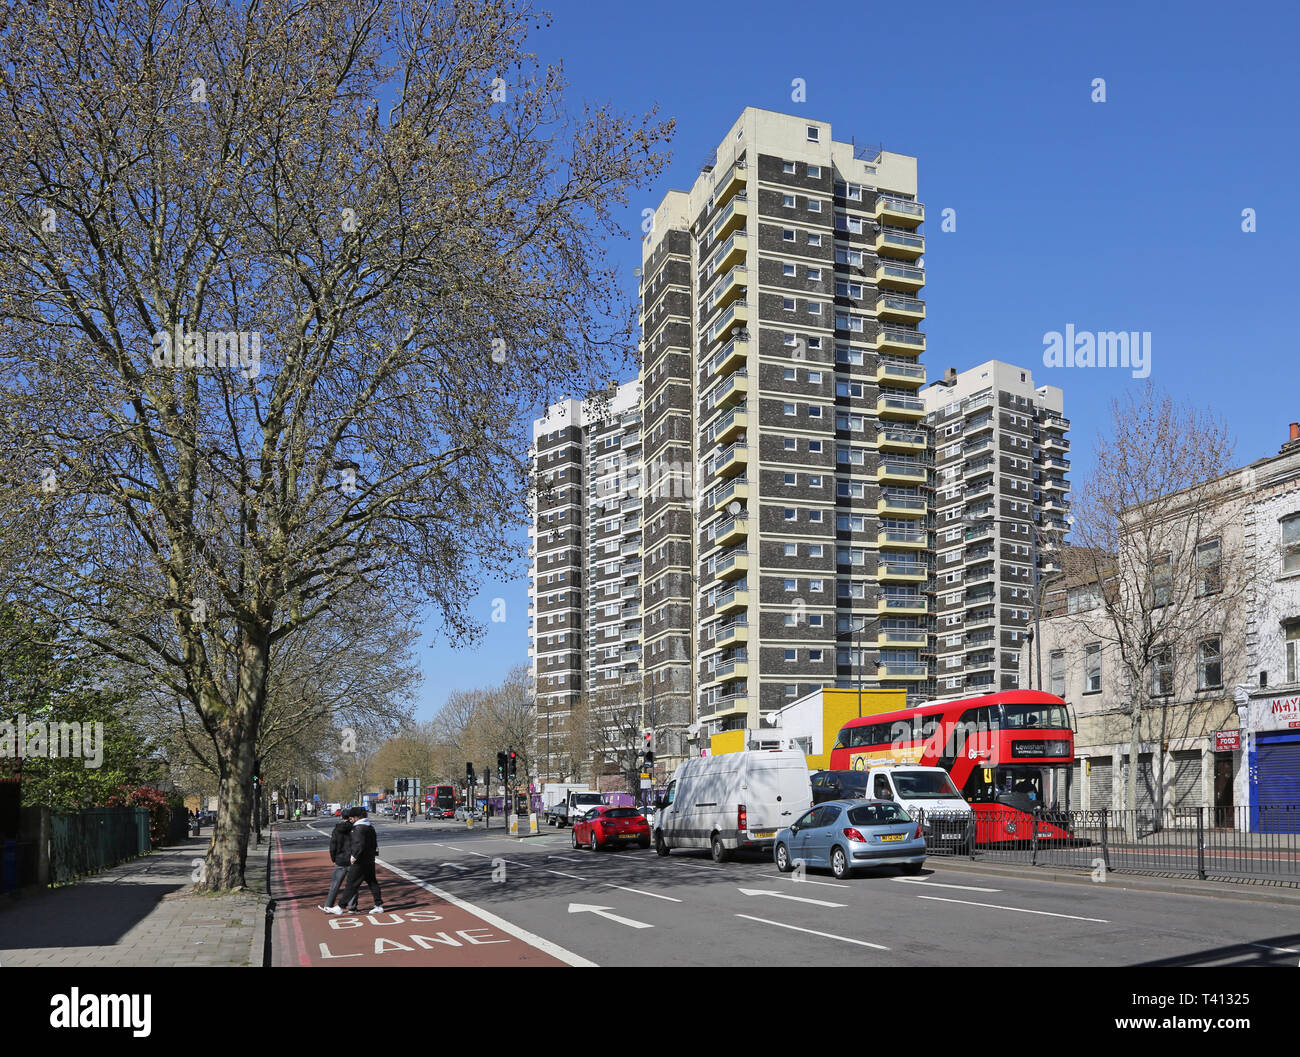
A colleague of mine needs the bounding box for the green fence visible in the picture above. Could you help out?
[49,806,151,885]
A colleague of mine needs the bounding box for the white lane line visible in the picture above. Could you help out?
[601,883,682,903]
[915,895,1109,923]
[781,877,851,889]
[738,887,847,908]
[375,858,596,967]
[548,855,583,862]
[547,870,587,880]
[891,878,1001,893]
[735,914,889,950]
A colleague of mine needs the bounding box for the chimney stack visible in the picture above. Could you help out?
[943,367,957,387]
[1290,422,1299,441]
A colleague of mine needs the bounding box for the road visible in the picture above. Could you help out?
[269,818,1299,968]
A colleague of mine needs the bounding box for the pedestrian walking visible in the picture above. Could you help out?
[325,806,383,915]
[319,808,361,913]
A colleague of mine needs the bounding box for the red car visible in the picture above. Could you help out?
[572,806,651,851]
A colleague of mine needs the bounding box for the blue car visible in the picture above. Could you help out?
[774,799,927,879]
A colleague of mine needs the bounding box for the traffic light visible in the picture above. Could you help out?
[466,761,475,784]
[643,731,655,767]
[496,751,507,779]
[508,750,517,779]
[252,758,262,786]
[397,778,407,795]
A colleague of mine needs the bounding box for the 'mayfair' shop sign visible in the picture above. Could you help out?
[1248,693,1300,733]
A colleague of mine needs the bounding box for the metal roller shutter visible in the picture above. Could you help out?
[1257,733,1300,834]
[1090,756,1112,811]
[1172,750,1202,810]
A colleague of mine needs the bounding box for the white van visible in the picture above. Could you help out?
[864,766,974,850]
[654,750,812,862]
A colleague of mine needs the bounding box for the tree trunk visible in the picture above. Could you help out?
[1126,702,1141,841]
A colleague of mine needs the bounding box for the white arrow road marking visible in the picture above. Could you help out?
[915,895,1109,923]
[891,878,1000,892]
[738,887,847,908]
[568,903,653,929]
[438,861,469,872]
[601,883,682,903]
[735,915,888,950]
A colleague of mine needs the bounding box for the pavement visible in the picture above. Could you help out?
[0,830,271,968]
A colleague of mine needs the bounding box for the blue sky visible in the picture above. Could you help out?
[413,0,1300,719]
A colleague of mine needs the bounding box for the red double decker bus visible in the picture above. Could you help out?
[828,690,1076,845]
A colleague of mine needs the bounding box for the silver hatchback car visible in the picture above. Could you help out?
[774,799,927,879]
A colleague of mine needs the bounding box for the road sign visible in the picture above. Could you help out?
[640,778,651,789]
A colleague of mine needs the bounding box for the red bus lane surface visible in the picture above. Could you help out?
[272,834,587,966]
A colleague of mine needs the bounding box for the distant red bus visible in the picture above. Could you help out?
[430,784,456,814]
[828,690,1076,845]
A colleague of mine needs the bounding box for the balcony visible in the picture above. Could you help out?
[874,259,925,291]
[706,300,750,348]
[621,622,641,641]
[877,459,927,485]
[877,426,926,453]
[1042,475,1068,493]
[620,582,639,599]
[875,292,926,323]
[709,693,750,718]
[620,538,640,556]
[878,527,926,549]
[713,657,749,681]
[1043,496,1068,514]
[1043,455,1071,472]
[711,514,749,548]
[877,595,928,616]
[878,493,927,518]
[966,564,996,582]
[621,495,642,514]
[873,194,924,227]
[714,159,747,204]
[714,583,749,615]
[878,560,928,583]
[709,547,749,581]
[1041,434,1070,454]
[620,603,640,619]
[963,436,995,456]
[965,587,996,607]
[965,476,994,499]
[620,560,641,577]
[875,359,926,387]
[705,403,747,446]
[877,629,928,647]
[708,441,748,478]
[876,326,926,356]
[709,476,749,513]
[874,226,925,260]
[967,413,994,435]
[706,334,749,378]
[878,663,930,680]
[1042,412,1069,433]
[966,609,997,628]
[704,264,748,317]
[877,393,926,421]
[712,231,748,275]
[704,369,748,412]
[709,193,749,246]
[712,619,749,648]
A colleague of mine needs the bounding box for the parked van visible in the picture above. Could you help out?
[654,750,812,862]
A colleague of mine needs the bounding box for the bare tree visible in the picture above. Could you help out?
[1068,383,1254,832]
[0,0,671,887]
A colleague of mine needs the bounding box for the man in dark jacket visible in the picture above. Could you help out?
[325,808,383,915]
[319,809,360,913]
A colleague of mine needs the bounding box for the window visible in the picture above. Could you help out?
[1196,539,1221,596]
[808,233,822,247]
[783,367,797,381]
[1150,554,1171,607]
[807,268,822,282]
[810,649,824,663]
[809,544,823,557]
[784,508,797,521]
[809,579,823,592]
[808,199,821,212]
[809,614,824,627]
[1153,646,1174,696]
[784,438,797,450]
[783,473,796,485]
[808,302,821,316]
[784,649,797,662]
[808,406,823,419]
[783,614,798,627]
[783,402,797,416]
[808,440,822,453]
[1284,514,1300,574]
[783,297,796,312]
[808,370,822,384]
[808,475,822,488]
[1084,644,1102,693]
[782,194,796,208]
[808,510,823,523]
[806,126,820,142]
[783,543,798,556]
[782,228,796,242]
[782,263,796,276]
[783,161,796,174]
[1287,624,1300,684]
[784,578,798,591]
[807,164,821,177]
[1198,638,1222,690]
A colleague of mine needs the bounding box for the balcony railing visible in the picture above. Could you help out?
[707,442,747,476]
[880,493,927,511]
[876,195,925,218]
[704,369,748,412]
[879,426,926,446]
[705,403,747,444]
[878,227,924,251]
[880,561,927,577]
[706,336,747,374]
[876,260,925,284]
[880,528,926,545]
[879,326,926,347]
[878,394,926,413]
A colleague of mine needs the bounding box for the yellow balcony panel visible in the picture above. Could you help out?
[710,407,746,446]
[877,495,927,518]
[875,259,925,291]
[877,663,930,680]
[715,232,748,274]
[875,360,927,388]
[876,327,926,356]
[875,293,926,324]
[715,161,747,204]
[711,196,749,244]
[876,394,926,421]
[714,516,749,548]
[706,369,749,411]
[710,696,750,718]
[709,265,748,313]
[877,629,929,648]
[710,550,749,581]
[877,561,928,584]
[711,478,749,512]
[876,427,927,454]
[874,226,925,259]
[877,528,927,549]
[877,597,928,617]
[710,443,748,478]
[713,623,749,648]
[713,659,749,681]
[715,587,749,615]
[876,460,927,485]
[874,195,925,228]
